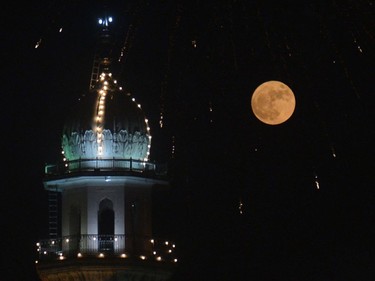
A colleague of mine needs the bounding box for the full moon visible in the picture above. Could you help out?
[251,80,296,125]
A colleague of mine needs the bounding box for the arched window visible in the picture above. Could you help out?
[98,198,114,253]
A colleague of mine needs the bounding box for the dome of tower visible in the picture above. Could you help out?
[62,72,151,162]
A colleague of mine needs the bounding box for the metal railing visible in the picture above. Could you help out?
[36,234,177,262]
[45,158,168,177]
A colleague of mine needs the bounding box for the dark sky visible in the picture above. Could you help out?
[3,0,374,280]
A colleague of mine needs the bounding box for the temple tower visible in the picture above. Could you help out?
[35,12,176,281]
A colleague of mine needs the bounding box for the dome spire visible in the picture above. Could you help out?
[89,11,115,90]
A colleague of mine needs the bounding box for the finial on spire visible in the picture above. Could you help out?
[90,13,115,90]
[98,15,113,27]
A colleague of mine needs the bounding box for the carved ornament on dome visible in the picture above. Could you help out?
[62,129,150,161]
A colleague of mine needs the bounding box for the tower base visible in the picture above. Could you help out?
[36,258,175,281]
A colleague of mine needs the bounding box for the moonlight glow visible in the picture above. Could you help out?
[251,80,296,125]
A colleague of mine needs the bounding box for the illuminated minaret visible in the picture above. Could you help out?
[35,13,176,281]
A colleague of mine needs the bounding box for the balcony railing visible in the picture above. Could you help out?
[36,234,177,263]
[45,158,168,177]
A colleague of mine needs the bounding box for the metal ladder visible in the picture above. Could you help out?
[48,190,59,239]
[90,56,101,90]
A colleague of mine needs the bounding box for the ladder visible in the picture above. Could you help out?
[90,56,101,90]
[48,190,59,239]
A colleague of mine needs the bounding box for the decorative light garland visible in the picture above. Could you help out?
[36,237,177,263]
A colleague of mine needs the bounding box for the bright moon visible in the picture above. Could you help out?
[251,80,296,125]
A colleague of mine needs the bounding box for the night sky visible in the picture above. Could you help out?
[3,0,374,280]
